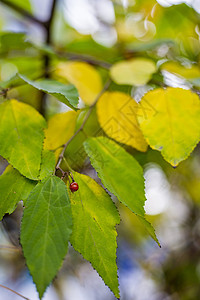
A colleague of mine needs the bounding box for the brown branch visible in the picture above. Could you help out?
[57,51,111,69]
[39,0,57,116]
[0,244,21,252]
[0,88,9,97]
[0,0,44,26]
[192,87,200,97]
[45,0,57,43]
[0,0,57,113]
[0,284,30,300]
[55,79,112,171]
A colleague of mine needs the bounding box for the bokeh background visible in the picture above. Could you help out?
[1,0,200,299]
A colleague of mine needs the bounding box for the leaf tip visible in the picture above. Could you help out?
[171,160,179,168]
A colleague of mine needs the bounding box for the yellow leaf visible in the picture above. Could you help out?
[137,87,200,166]
[110,58,156,86]
[161,61,200,79]
[96,91,148,151]
[0,99,46,180]
[56,61,103,106]
[44,111,77,159]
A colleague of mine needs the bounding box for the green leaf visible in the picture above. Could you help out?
[0,73,24,89]
[0,99,46,180]
[137,216,160,246]
[0,166,35,220]
[39,149,56,180]
[155,4,197,43]
[84,137,160,246]
[69,172,120,298]
[137,87,200,166]
[5,0,32,12]
[66,38,117,63]
[0,59,43,89]
[0,32,31,53]
[21,176,72,299]
[126,39,175,52]
[20,75,79,110]
[85,137,145,216]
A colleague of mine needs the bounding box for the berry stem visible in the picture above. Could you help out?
[69,171,75,182]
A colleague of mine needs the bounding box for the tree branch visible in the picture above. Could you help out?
[0,244,21,251]
[57,51,111,69]
[45,0,57,43]
[0,0,44,26]
[43,0,57,78]
[0,88,9,98]
[55,79,112,171]
[39,0,57,116]
[0,284,30,300]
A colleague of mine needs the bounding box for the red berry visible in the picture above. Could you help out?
[70,182,79,192]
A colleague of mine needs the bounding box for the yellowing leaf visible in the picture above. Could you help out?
[110,58,156,86]
[44,111,77,159]
[0,99,46,180]
[96,91,147,151]
[69,171,120,298]
[161,61,200,79]
[56,62,103,105]
[137,87,200,166]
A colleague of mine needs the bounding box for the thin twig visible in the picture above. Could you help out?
[0,284,30,300]
[0,0,44,26]
[57,51,111,69]
[0,88,9,98]
[0,245,21,252]
[44,0,57,77]
[55,79,112,170]
[192,87,200,96]
[45,0,57,43]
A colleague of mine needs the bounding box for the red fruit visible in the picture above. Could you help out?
[70,182,79,192]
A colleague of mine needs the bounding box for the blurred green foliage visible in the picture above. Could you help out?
[1,0,200,299]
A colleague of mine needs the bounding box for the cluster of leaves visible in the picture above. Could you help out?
[1,0,200,299]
